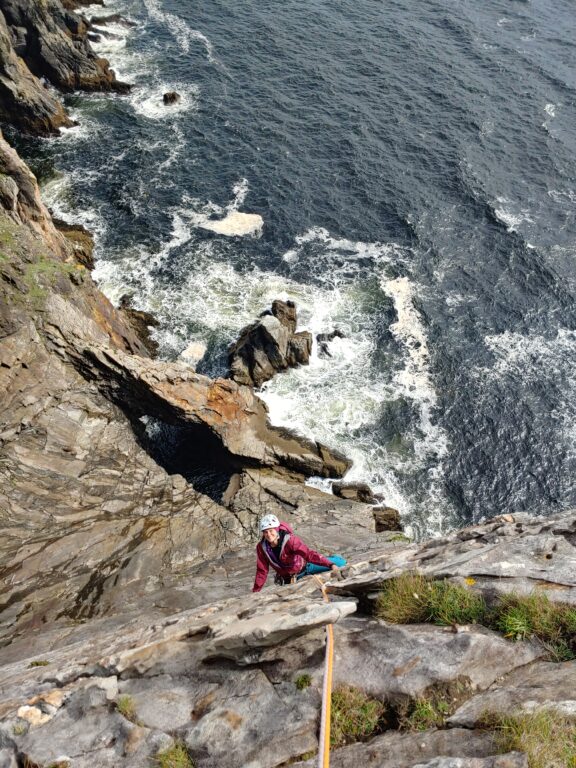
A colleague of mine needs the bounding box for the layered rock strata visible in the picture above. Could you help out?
[1,510,574,767]
[0,133,354,644]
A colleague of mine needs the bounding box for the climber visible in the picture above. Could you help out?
[252,514,346,592]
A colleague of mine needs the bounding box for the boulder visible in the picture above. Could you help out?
[228,299,312,387]
[52,217,95,268]
[332,481,381,504]
[118,294,160,357]
[373,505,403,532]
[332,620,543,702]
[163,90,181,105]
[90,13,136,27]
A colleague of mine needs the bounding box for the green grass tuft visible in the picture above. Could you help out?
[377,572,486,626]
[376,572,433,624]
[295,673,312,690]
[377,573,576,660]
[401,696,450,731]
[116,694,140,724]
[27,660,50,668]
[155,742,195,768]
[484,709,576,768]
[330,685,386,748]
[493,593,576,661]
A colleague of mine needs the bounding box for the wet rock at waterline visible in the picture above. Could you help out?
[317,328,345,357]
[228,299,313,387]
[373,505,403,531]
[163,90,181,104]
[118,294,160,357]
[332,481,382,505]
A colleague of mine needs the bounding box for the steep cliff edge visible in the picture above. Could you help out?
[0,128,356,645]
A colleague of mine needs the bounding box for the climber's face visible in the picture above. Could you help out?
[263,528,280,545]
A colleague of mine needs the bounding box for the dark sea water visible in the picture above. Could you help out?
[23,0,576,537]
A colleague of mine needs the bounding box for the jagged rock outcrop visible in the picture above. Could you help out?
[0,0,128,93]
[0,9,72,134]
[228,299,313,387]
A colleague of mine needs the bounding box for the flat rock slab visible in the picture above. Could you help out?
[292,727,499,768]
[448,660,576,726]
[413,756,528,768]
[329,512,576,606]
[333,619,543,700]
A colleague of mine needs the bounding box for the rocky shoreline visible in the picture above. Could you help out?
[1,2,575,767]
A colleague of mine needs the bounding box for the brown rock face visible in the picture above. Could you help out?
[372,506,402,532]
[0,130,69,254]
[228,299,313,387]
[118,294,160,357]
[52,217,95,268]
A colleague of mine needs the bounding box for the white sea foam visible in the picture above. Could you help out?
[482,329,576,455]
[142,0,219,65]
[542,102,558,133]
[86,215,456,536]
[494,197,533,232]
[129,82,200,120]
[41,174,108,242]
[183,180,263,237]
[198,211,264,237]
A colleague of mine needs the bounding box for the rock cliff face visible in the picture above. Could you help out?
[0,126,355,647]
[1,5,575,768]
[0,0,127,135]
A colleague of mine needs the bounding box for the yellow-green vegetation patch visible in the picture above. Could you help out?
[377,573,576,660]
[398,681,471,731]
[401,696,450,731]
[12,722,27,736]
[330,685,387,748]
[295,673,312,690]
[28,660,50,667]
[494,592,576,661]
[377,571,486,626]
[155,742,195,768]
[23,256,76,303]
[116,694,140,724]
[483,709,576,768]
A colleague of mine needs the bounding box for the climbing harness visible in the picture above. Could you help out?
[314,575,334,768]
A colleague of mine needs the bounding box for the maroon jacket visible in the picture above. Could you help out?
[252,522,333,592]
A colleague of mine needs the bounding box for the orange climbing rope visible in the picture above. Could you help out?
[314,575,334,768]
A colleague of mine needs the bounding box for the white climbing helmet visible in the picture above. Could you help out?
[260,514,280,532]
